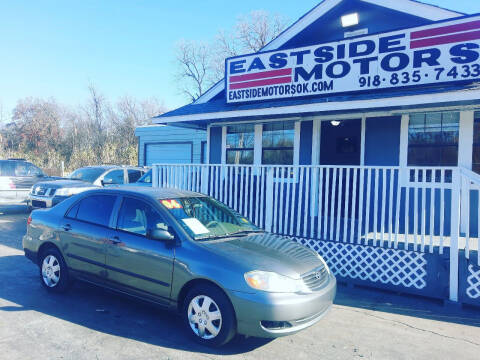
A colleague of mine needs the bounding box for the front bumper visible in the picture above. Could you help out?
[227,273,336,338]
[27,194,69,208]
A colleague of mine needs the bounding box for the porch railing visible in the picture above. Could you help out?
[460,167,480,266]
[152,164,464,250]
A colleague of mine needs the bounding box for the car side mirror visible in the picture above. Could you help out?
[149,228,175,242]
[101,179,113,186]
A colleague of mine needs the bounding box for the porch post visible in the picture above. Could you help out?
[458,110,474,233]
[449,168,460,302]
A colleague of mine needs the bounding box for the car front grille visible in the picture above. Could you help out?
[301,266,329,292]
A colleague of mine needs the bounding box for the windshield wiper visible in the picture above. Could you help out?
[228,229,264,236]
[196,229,263,241]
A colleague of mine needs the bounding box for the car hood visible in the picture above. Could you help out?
[33,179,98,189]
[199,233,322,278]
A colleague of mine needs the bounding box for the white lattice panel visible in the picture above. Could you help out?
[290,237,427,289]
[466,265,480,299]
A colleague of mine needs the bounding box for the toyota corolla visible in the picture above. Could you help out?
[23,187,336,347]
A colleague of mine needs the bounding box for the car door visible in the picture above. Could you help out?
[105,196,174,304]
[59,194,117,279]
[14,162,45,190]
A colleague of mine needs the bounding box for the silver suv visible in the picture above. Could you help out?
[27,165,147,208]
[0,159,48,204]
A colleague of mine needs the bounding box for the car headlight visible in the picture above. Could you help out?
[316,253,331,275]
[244,270,308,293]
[55,187,90,196]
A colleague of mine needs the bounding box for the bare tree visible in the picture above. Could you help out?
[212,11,288,83]
[175,11,288,101]
[174,40,212,102]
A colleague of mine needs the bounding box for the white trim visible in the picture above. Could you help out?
[362,0,461,21]
[210,116,301,127]
[254,124,263,165]
[154,89,480,124]
[206,125,211,164]
[294,121,301,165]
[458,110,474,169]
[312,119,322,165]
[221,126,227,164]
[194,81,224,104]
[399,114,409,168]
[360,116,366,166]
[192,0,461,105]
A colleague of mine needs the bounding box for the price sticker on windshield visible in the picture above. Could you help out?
[161,199,183,209]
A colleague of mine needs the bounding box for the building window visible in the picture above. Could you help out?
[262,121,294,165]
[226,124,254,164]
[407,112,459,166]
[473,112,480,174]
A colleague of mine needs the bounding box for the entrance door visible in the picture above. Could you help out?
[320,119,361,165]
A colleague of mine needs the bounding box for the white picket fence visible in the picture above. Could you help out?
[152,164,467,249]
[152,163,480,301]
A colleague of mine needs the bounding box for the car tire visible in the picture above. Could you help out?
[183,283,236,347]
[38,247,71,293]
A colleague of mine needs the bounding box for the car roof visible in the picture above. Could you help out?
[74,165,147,171]
[83,186,204,199]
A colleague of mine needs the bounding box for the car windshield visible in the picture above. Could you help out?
[137,169,151,183]
[69,167,106,183]
[160,196,261,240]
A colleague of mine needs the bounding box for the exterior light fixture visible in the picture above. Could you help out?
[330,120,341,126]
[341,13,359,27]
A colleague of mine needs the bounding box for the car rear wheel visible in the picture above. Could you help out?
[183,284,236,347]
[39,247,71,293]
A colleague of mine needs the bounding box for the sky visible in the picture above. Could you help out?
[0,0,478,121]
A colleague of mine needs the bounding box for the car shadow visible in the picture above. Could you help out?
[0,254,272,355]
[334,282,480,328]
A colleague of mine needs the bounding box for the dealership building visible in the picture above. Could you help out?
[148,0,480,306]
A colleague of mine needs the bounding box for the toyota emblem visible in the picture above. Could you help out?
[314,271,322,280]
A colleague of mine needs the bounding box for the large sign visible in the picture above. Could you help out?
[225,15,480,103]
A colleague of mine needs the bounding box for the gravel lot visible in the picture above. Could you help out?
[0,205,479,360]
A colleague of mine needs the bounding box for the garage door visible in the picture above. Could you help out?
[145,143,192,165]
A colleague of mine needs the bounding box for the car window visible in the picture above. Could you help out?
[117,197,169,236]
[73,195,116,227]
[0,161,15,176]
[127,169,143,183]
[137,169,151,184]
[70,167,106,183]
[103,169,124,185]
[15,162,43,177]
[66,202,80,219]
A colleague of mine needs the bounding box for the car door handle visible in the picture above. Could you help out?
[62,224,72,231]
[109,236,122,245]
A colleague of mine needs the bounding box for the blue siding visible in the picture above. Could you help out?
[135,125,206,165]
[276,0,432,50]
[209,127,222,164]
[300,121,313,165]
[365,116,401,166]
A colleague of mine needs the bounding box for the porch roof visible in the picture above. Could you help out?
[153,83,480,129]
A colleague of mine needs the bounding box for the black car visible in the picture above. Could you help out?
[0,159,48,205]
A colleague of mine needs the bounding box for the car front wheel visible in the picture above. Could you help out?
[183,284,236,347]
[39,247,71,293]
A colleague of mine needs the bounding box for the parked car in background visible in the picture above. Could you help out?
[23,186,336,347]
[27,165,147,208]
[133,168,152,186]
[0,159,49,205]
